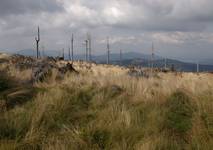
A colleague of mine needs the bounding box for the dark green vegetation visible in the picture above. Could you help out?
[0,70,35,111]
[166,91,194,135]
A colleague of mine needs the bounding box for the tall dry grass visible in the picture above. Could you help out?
[0,62,213,150]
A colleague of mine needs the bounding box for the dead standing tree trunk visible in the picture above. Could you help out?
[68,47,71,61]
[35,26,40,59]
[87,33,92,62]
[62,48,64,60]
[120,49,122,65]
[151,42,154,76]
[107,37,110,65]
[71,34,74,63]
[85,40,88,62]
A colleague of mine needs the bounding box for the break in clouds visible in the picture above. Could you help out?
[0,0,213,61]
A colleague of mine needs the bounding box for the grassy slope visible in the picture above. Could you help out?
[0,62,213,150]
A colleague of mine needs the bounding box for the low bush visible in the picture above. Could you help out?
[165,90,194,135]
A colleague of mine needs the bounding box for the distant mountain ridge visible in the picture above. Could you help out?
[14,49,213,72]
[200,59,213,65]
[112,58,213,72]
[17,49,162,61]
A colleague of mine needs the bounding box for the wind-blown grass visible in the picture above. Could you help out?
[0,62,213,150]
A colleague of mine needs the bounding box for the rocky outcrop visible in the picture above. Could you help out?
[32,60,78,82]
[1,54,78,82]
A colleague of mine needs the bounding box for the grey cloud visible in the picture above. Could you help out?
[0,0,213,61]
[71,0,213,32]
[0,0,64,16]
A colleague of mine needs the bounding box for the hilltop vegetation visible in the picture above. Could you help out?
[0,53,213,150]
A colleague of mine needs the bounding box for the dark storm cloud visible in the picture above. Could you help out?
[0,0,63,16]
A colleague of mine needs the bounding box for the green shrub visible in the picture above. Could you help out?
[158,91,195,149]
[165,91,194,135]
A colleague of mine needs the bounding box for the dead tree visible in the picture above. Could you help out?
[68,47,71,61]
[62,48,64,60]
[35,26,40,59]
[71,34,74,62]
[197,61,199,74]
[85,40,89,61]
[120,49,122,65]
[87,33,92,61]
[107,37,110,64]
[150,42,154,76]
[151,42,154,71]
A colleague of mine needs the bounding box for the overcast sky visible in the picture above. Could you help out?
[0,0,213,61]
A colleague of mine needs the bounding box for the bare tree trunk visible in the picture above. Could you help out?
[85,40,88,61]
[88,34,92,62]
[151,42,154,75]
[71,34,74,63]
[62,48,64,60]
[35,26,40,59]
[68,47,71,61]
[197,61,199,74]
[107,37,110,64]
[120,49,122,65]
